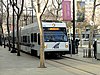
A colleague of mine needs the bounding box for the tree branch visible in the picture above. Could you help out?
[1,0,7,8]
[92,0,96,21]
[52,0,57,9]
[15,0,17,5]
[58,8,62,11]
[31,0,36,13]
[9,0,13,5]
[13,0,24,18]
[13,8,18,15]
[56,0,59,4]
[19,0,24,17]
[41,0,48,16]
[14,3,19,10]
[59,0,62,5]
[95,4,100,7]
[46,7,56,17]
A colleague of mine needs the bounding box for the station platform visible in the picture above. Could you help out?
[0,46,100,75]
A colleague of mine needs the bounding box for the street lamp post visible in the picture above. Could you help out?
[72,0,75,54]
[27,7,34,23]
[23,7,33,25]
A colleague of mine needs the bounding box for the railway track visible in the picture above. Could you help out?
[62,55,100,65]
[46,57,100,75]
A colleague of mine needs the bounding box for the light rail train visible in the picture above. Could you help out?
[10,20,70,57]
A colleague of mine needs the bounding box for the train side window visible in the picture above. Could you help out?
[34,33,37,42]
[21,36,23,42]
[23,36,27,43]
[31,33,33,42]
[38,33,40,45]
[28,36,30,43]
[23,36,24,42]
[25,36,27,43]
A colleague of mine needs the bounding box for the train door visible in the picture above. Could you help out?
[36,33,40,56]
[31,33,40,56]
[27,36,31,53]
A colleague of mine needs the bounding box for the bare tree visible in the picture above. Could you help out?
[52,0,62,20]
[88,0,100,57]
[10,0,24,56]
[0,0,4,46]
[76,21,89,47]
[1,0,11,51]
[31,0,36,13]
[45,0,62,20]
[36,0,48,68]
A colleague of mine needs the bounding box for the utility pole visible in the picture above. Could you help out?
[31,0,34,23]
[26,7,27,25]
[31,9,33,23]
[72,0,75,54]
[11,0,17,53]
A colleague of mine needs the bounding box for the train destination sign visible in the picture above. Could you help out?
[49,28,60,30]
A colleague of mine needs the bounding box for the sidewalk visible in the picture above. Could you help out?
[65,47,100,65]
[0,46,79,75]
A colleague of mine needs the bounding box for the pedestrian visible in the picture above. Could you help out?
[93,39,97,59]
[75,39,80,54]
[0,36,2,46]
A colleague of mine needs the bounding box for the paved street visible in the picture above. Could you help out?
[0,46,100,75]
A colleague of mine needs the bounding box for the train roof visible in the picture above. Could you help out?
[21,22,38,30]
[21,21,66,31]
[42,20,63,23]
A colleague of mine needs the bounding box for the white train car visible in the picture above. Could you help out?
[14,21,69,56]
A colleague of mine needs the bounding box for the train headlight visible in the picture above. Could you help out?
[65,44,68,48]
[44,44,47,48]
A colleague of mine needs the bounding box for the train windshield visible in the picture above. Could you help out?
[43,27,68,42]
